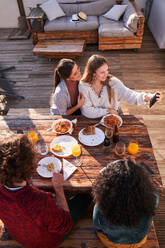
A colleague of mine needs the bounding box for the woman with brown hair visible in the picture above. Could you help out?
[0,134,73,248]
[79,54,161,118]
[92,159,159,247]
[50,58,85,115]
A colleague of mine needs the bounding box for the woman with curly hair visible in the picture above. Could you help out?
[92,159,159,248]
[0,134,73,248]
[79,54,161,118]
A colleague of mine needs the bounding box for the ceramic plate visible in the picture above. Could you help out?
[78,127,105,146]
[52,119,72,134]
[50,135,78,157]
[37,156,62,178]
[100,159,124,173]
[101,114,123,128]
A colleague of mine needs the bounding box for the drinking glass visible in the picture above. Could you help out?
[72,144,82,166]
[27,130,39,143]
[105,127,113,139]
[37,140,48,155]
[114,141,126,158]
[128,142,139,155]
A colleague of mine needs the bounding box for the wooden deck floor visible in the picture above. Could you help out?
[0,27,165,247]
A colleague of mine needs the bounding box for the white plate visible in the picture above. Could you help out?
[101,114,123,128]
[78,127,105,146]
[100,159,123,174]
[50,135,78,157]
[52,119,72,134]
[37,157,62,178]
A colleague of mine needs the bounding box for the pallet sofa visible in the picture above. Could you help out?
[28,0,145,50]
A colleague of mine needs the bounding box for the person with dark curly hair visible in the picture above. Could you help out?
[92,159,159,248]
[0,134,73,248]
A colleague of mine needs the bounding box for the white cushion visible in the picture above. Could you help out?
[103,5,127,21]
[40,0,65,21]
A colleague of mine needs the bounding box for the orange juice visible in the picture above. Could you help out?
[128,142,138,155]
[28,131,39,143]
[72,144,81,157]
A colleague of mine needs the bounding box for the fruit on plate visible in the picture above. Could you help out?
[52,144,64,152]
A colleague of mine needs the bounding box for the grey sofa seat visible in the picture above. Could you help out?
[44,16,99,32]
[98,16,133,38]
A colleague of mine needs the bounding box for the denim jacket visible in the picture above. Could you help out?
[93,192,159,244]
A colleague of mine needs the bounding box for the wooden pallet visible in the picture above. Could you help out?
[33,39,86,59]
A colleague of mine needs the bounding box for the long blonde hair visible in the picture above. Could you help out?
[81,55,113,103]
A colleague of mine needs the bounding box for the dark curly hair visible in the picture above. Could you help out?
[92,159,157,227]
[0,134,37,187]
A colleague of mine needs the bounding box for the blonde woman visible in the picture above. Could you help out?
[79,55,161,118]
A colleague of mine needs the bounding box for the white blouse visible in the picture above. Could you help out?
[79,76,153,118]
[50,80,72,115]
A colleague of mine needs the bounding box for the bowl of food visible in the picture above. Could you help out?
[52,119,72,134]
[102,114,122,128]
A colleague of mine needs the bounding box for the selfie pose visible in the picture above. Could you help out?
[79,55,160,118]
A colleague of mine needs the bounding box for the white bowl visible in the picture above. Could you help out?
[52,119,72,134]
[101,114,123,128]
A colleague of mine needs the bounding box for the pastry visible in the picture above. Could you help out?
[83,125,96,135]
[47,162,54,172]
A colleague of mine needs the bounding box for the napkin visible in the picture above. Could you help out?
[69,118,77,134]
[62,158,77,181]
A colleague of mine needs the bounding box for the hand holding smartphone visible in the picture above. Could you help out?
[149,92,160,108]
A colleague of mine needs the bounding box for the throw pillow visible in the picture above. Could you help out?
[40,0,65,21]
[103,5,127,21]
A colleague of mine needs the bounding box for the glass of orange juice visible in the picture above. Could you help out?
[128,142,139,155]
[27,131,39,144]
[72,144,82,166]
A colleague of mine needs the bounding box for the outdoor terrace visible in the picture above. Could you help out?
[0,26,165,247]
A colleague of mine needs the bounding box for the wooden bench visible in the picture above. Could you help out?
[0,216,160,248]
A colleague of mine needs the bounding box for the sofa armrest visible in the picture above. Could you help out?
[129,0,145,36]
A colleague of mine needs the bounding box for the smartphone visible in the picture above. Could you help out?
[17,129,23,134]
[149,93,160,108]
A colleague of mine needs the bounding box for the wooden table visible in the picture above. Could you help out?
[33,39,86,59]
[0,111,162,193]
[27,6,45,33]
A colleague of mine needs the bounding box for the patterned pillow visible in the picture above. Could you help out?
[40,0,65,21]
[122,0,138,32]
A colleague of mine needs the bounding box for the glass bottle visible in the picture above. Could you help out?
[113,125,119,143]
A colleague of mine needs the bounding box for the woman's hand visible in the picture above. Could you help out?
[52,170,64,193]
[144,92,161,103]
[107,108,118,115]
[77,93,85,108]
